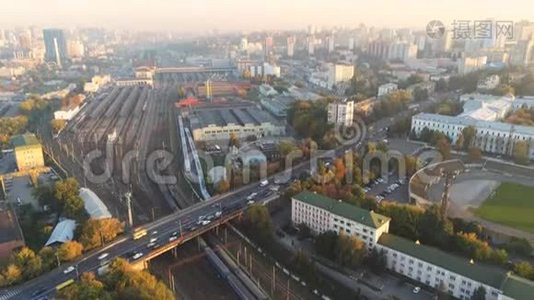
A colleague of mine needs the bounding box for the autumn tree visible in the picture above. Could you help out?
[50,119,66,134]
[468,147,482,162]
[57,272,111,300]
[513,141,529,165]
[461,126,476,150]
[58,241,84,262]
[80,218,124,250]
[2,264,22,285]
[215,179,230,194]
[10,247,42,280]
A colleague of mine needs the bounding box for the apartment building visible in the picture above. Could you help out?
[327,99,354,126]
[291,191,390,249]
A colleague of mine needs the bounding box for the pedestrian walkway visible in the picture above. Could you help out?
[0,288,21,300]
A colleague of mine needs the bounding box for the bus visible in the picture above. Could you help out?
[132,228,147,240]
[56,279,74,291]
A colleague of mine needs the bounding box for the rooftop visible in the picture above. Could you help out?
[292,191,390,229]
[79,188,112,219]
[11,133,40,147]
[500,273,534,300]
[378,233,507,289]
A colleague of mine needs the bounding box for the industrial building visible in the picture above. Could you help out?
[186,104,286,141]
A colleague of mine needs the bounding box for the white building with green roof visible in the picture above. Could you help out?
[376,233,534,300]
[291,191,390,250]
[291,190,534,300]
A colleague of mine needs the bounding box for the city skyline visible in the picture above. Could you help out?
[1,0,533,32]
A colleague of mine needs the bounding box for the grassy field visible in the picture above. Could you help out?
[474,182,534,233]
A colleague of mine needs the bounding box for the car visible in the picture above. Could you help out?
[188,225,198,232]
[169,235,178,242]
[151,230,158,235]
[259,179,269,187]
[201,220,211,226]
[247,200,255,205]
[63,266,75,274]
[149,237,158,243]
[171,231,179,237]
[147,242,156,248]
[246,192,257,200]
[214,211,222,218]
[413,286,421,294]
[132,252,144,260]
[97,253,109,260]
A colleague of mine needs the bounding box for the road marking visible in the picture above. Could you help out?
[0,288,21,300]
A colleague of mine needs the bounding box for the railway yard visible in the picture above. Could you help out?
[56,84,182,223]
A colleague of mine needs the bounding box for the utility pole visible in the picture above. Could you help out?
[125,191,133,228]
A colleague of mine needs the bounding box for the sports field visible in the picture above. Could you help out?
[474,182,534,233]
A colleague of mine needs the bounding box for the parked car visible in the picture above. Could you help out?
[63,266,75,274]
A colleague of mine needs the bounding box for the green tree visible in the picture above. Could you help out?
[242,205,273,244]
[472,286,487,300]
[64,196,85,219]
[514,261,534,280]
[335,233,366,268]
[39,246,58,271]
[58,241,84,262]
[419,205,453,248]
[314,231,338,258]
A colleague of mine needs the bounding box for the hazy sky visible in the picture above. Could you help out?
[2,0,533,32]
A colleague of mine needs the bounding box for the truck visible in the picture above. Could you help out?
[132,227,147,240]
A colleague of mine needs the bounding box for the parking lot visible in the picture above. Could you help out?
[363,173,410,203]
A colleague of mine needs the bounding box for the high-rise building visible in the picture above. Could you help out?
[327,63,354,89]
[458,56,487,75]
[307,36,315,56]
[240,37,248,51]
[327,99,354,126]
[68,40,85,58]
[286,36,295,57]
[327,35,335,53]
[43,29,69,66]
[348,37,355,51]
[264,36,273,58]
[510,39,534,67]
